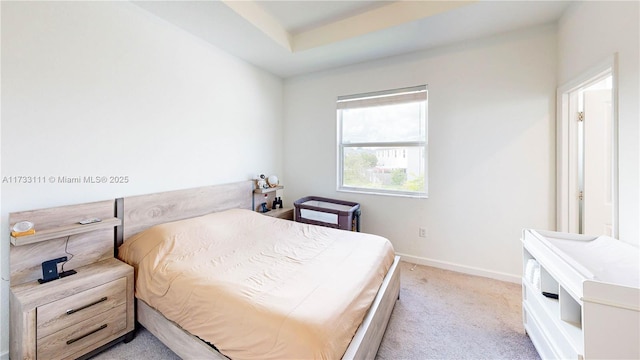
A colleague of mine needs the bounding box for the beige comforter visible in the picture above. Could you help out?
[118,208,395,360]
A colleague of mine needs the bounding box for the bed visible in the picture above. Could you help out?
[116,180,401,359]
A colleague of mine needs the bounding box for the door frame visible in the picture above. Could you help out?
[556,54,619,237]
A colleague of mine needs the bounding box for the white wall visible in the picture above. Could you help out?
[283,25,557,282]
[0,2,283,357]
[557,1,640,245]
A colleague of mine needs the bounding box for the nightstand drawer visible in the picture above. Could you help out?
[37,277,127,339]
[37,304,127,360]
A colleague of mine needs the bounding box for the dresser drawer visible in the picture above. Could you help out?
[37,304,127,360]
[37,277,127,339]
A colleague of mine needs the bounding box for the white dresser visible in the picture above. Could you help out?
[521,229,639,360]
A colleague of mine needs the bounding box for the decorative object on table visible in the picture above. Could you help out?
[267,175,279,188]
[272,197,283,210]
[260,203,269,213]
[11,221,36,237]
[256,174,268,189]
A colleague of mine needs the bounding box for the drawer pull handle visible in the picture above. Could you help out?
[66,297,108,315]
[66,324,107,345]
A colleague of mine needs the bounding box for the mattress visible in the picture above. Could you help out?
[118,208,395,360]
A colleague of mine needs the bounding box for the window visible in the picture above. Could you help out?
[337,85,428,197]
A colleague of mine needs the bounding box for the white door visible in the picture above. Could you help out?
[582,89,613,236]
[557,60,617,238]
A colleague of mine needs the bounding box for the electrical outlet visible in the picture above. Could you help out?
[418,227,427,238]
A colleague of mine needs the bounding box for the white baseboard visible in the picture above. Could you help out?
[1,350,8,360]
[396,252,521,284]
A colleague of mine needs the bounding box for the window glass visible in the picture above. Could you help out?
[342,102,426,143]
[337,85,428,197]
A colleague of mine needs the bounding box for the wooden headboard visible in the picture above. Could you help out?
[7,181,253,284]
[117,180,254,245]
[8,200,118,285]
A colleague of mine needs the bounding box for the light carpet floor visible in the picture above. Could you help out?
[92,261,539,360]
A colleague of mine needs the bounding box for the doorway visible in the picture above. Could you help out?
[557,56,618,237]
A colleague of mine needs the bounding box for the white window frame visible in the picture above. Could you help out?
[337,85,428,198]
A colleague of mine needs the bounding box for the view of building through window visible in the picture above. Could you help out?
[337,86,428,197]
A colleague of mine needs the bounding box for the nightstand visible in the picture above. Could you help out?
[10,258,134,360]
[9,200,135,360]
[253,185,293,220]
[261,207,294,220]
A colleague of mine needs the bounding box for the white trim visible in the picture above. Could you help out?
[556,54,619,237]
[337,188,428,199]
[337,87,426,109]
[221,1,292,52]
[336,88,428,198]
[396,252,521,284]
[293,1,474,51]
[0,351,7,360]
[557,55,617,94]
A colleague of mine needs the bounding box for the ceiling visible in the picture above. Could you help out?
[133,1,572,78]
